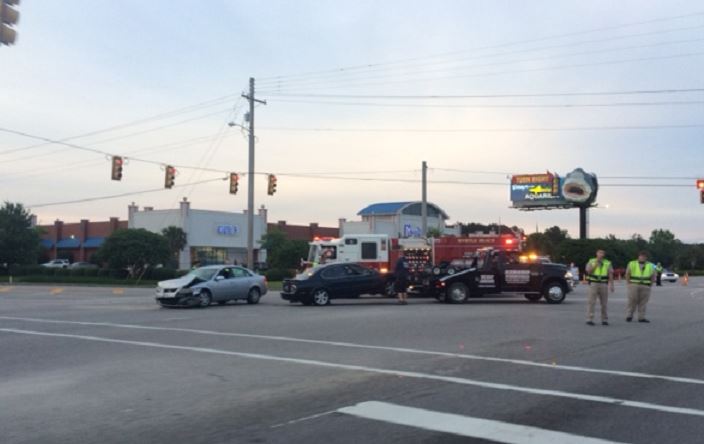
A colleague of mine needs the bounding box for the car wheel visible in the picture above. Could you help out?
[198,290,212,308]
[447,267,457,276]
[384,280,397,298]
[525,294,542,302]
[446,282,469,304]
[543,282,566,304]
[312,289,330,306]
[247,287,261,304]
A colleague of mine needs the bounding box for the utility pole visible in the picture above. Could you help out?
[242,77,266,269]
[421,160,428,237]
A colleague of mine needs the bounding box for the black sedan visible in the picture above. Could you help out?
[281,263,385,306]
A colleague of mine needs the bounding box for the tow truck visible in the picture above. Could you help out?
[433,248,572,304]
[303,232,524,296]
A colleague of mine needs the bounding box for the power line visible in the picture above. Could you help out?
[0,108,233,164]
[259,34,704,90]
[259,87,704,100]
[27,176,228,209]
[0,94,239,156]
[258,124,704,133]
[267,98,704,109]
[258,11,704,82]
[258,51,704,93]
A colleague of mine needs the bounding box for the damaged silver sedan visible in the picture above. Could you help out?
[155,265,268,308]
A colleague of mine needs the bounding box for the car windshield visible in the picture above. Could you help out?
[185,268,218,281]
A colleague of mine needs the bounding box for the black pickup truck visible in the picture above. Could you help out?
[430,248,572,304]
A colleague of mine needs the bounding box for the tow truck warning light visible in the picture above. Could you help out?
[697,179,704,189]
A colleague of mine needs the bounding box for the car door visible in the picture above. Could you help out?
[211,267,235,301]
[347,264,380,295]
[230,267,253,299]
[320,265,352,297]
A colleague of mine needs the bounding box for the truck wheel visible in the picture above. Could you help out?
[384,280,397,298]
[543,282,566,304]
[446,283,469,304]
[525,294,542,302]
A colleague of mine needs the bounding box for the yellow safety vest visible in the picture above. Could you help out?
[587,258,611,283]
[628,261,654,286]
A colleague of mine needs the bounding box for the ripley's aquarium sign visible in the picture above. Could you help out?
[510,168,598,210]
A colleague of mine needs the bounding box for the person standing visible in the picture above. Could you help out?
[569,262,580,287]
[625,251,656,323]
[655,262,663,286]
[585,250,614,326]
[394,253,409,305]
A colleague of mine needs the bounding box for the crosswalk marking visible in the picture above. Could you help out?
[2,327,704,419]
[339,401,628,444]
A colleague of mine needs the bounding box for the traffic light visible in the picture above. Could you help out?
[697,179,704,190]
[267,174,277,195]
[164,165,176,189]
[111,156,123,181]
[0,0,20,46]
[229,173,239,194]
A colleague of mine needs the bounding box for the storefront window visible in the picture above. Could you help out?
[191,247,229,266]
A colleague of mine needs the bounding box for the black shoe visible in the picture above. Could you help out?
[638,319,650,323]
[626,317,633,322]
[602,321,609,326]
[586,321,595,326]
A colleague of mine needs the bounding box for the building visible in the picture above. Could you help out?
[129,198,268,269]
[268,220,339,241]
[38,217,127,262]
[340,201,460,238]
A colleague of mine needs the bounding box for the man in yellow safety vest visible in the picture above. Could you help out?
[624,251,656,323]
[584,249,614,326]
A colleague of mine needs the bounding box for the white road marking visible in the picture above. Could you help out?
[1,315,703,386]
[2,327,704,419]
[270,409,338,429]
[339,401,628,444]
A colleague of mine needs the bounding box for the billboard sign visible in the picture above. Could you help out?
[511,168,598,210]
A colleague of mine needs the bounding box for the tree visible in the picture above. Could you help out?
[94,229,170,278]
[526,226,569,260]
[0,202,41,266]
[426,227,443,238]
[648,229,681,267]
[260,229,308,270]
[161,226,187,268]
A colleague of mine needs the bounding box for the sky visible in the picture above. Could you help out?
[1,0,703,241]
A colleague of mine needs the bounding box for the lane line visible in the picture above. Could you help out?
[338,401,628,444]
[270,410,338,429]
[2,327,704,419]
[1,315,703,386]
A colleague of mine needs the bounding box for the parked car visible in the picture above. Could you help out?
[41,259,70,268]
[69,262,99,270]
[155,265,267,308]
[662,269,679,283]
[281,263,386,306]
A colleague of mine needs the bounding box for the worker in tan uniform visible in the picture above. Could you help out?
[585,249,614,326]
[624,251,656,323]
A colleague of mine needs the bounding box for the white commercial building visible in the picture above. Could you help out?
[339,201,460,238]
[128,198,267,269]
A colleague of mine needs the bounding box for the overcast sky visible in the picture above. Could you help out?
[1,0,703,241]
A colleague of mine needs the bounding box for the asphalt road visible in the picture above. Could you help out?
[1,279,704,444]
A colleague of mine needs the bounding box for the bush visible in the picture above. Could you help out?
[147,268,180,281]
[265,268,295,281]
[83,268,99,277]
[70,268,85,277]
[97,269,111,278]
